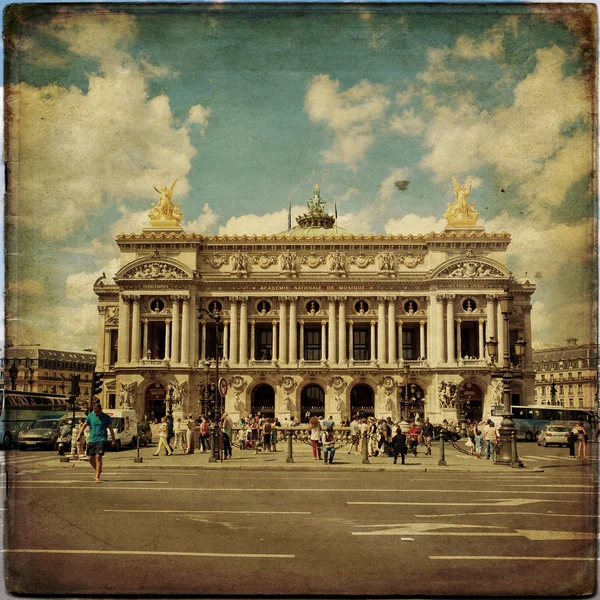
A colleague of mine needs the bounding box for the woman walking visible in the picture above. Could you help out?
[308,416,322,460]
[153,417,173,456]
[576,421,588,459]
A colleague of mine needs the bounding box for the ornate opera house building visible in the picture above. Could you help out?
[93,180,536,424]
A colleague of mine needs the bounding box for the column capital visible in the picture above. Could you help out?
[228,296,240,303]
[98,306,106,314]
[288,296,298,302]
[223,320,230,326]
[436,295,445,303]
[456,318,462,324]
[521,305,533,313]
[321,320,328,326]
[182,296,190,304]
[272,320,279,326]
[165,319,171,325]
[419,320,426,326]
[299,319,305,325]
[169,295,181,301]
[143,318,149,324]
[121,293,133,301]
[239,296,249,303]
[337,296,347,302]
[250,319,256,325]
[388,296,398,302]
[377,296,387,303]
[348,319,354,326]
[478,318,485,324]
[370,320,377,326]
[486,294,497,302]
[327,296,337,303]
[398,320,404,326]
[278,297,287,304]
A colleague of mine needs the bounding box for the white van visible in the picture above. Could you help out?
[104,409,137,450]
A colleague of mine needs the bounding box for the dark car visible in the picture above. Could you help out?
[17,418,62,450]
[137,421,153,447]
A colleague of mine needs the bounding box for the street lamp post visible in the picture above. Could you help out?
[198,304,223,462]
[403,363,410,419]
[486,294,525,468]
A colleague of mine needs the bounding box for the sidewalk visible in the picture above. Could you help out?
[58,439,545,473]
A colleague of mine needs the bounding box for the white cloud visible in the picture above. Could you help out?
[218,208,291,236]
[377,168,410,207]
[390,108,426,136]
[384,214,445,235]
[65,271,102,301]
[305,75,390,170]
[187,104,212,134]
[6,12,210,240]
[183,204,219,234]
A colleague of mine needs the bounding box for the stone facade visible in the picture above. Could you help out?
[93,184,536,424]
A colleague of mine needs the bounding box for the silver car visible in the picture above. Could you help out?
[537,425,570,447]
[17,418,62,450]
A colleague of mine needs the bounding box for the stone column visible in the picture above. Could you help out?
[338,297,347,366]
[446,295,455,363]
[387,297,397,364]
[436,295,445,363]
[486,295,496,344]
[328,297,337,364]
[142,319,149,359]
[104,329,111,366]
[497,301,505,361]
[239,297,248,367]
[223,321,229,362]
[456,318,462,361]
[250,320,256,362]
[299,320,305,363]
[181,298,190,365]
[171,296,180,364]
[279,298,288,366]
[398,320,404,362]
[165,320,171,361]
[419,320,426,360]
[348,320,354,365]
[201,320,207,362]
[97,306,106,368]
[229,299,239,366]
[289,297,298,366]
[377,297,386,364]
[478,318,485,359]
[117,294,130,365]
[272,321,278,363]
[321,320,327,364]
[426,296,432,361]
[370,320,377,365]
[189,292,197,367]
[130,296,141,363]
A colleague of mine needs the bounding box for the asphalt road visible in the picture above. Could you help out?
[2,443,598,597]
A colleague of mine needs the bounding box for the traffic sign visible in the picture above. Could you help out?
[218,377,228,397]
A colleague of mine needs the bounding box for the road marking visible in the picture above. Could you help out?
[10,487,595,494]
[348,499,573,506]
[105,510,311,515]
[520,455,578,462]
[16,480,169,484]
[1,549,295,558]
[430,556,599,561]
[415,512,600,518]
[516,530,598,541]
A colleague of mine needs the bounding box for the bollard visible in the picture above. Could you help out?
[438,434,447,466]
[208,429,217,463]
[286,429,294,463]
[510,430,522,468]
[362,430,370,464]
[134,433,143,463]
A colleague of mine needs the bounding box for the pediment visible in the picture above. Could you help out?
[116,259,192,281]
[433,258,509,279]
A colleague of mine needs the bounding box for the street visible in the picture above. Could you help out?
[2,442,598,597]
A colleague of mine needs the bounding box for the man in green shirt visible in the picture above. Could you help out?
[76,401,116,483]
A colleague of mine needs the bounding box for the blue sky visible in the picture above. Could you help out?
[3,2,597,351]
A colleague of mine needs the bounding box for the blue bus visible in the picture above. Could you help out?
[1,391,68,448]
[491,404,595,441]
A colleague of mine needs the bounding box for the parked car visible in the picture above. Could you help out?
[537,425,570,447]
[137,421,153,447]
[17,418,62,450]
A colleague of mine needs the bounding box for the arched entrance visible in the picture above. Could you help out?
[350,384,374,418]
[300,385,324,422]
[461,381,483,421]
[251,384,275,419]
[145,382,166,421]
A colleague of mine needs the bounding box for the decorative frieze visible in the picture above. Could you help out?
[122,262,188,279]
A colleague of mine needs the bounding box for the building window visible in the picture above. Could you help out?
[541,374,546,381]
[559,386,564,394]
[353,327,370,361]
[541,386,546,396]
[402,327,418,360]
[579,398,584,408]
[559,373,563,381]
[569,399,574,407]
[568,372,572,380]
[578,372,582,380]
[255,325,272,361]
[578,384,583,394]
[304,327,321,361]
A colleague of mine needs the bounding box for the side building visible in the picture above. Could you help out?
[93,181,536,424]
[532,339,598,411]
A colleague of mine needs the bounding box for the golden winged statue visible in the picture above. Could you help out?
[149,179,183,223]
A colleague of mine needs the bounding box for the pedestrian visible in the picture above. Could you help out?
[576,421,588,459]
[174,418,183,450]
[358,418,369,456]
[308,416,322,460]
[186,414,196,454]
[422,417,434,456]
[567,426,578,458]
[368,417,378,457]
[238,424,247,450]
[262,418,272,452]
[482,419,498,459]
[348,415,360,454]
[408,421,421,457]
[472,420,483,458]
[153,417,173,456]
[391,427,408,464]
[222,413,233,460]
[166,415,174,450]
[200,416,210,453]
[76,417,86,458]
[398,416,410,435]
[321,426,335,464]
[76,401,117,483]
[270,422,278,452]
